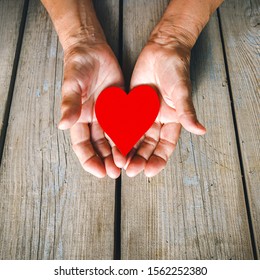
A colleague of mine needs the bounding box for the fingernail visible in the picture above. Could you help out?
[58,120,66,130]
[197,121,207,134]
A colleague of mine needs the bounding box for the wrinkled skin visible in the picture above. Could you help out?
[125,41,206,177]
[41,0,224,178]
[59,41,126,178]
[58,39,206,179]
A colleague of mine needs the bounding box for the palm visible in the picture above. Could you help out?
[126,43,205,177]
[60,42,125,178]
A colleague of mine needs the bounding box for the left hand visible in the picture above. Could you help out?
[59,40,125,178]
[125,40,206,177]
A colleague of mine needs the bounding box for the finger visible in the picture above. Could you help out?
[112,146,126,169]
[70,122,106,178]
[164,80,206,135]
[126,122,160,177]
[145,123,181,177]
[104,133,127,169]
[123,135,145,170]
[91,122,121,179]
[176,94,206,135]
[59,79,82,130]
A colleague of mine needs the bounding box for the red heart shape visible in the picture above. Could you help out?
[95,85,160,155]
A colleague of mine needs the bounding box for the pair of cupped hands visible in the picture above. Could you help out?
[58,34,206,179]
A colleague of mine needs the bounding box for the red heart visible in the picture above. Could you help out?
[95,85,160,156]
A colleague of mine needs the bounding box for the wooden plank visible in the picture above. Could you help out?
[93,0,120,60]
[121,0,253,259]
[219,0,260,258]
[0,0,119,259]
[0,0,24,134]
[122,0,169,87]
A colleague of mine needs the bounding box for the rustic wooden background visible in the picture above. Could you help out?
[0,0,259,259]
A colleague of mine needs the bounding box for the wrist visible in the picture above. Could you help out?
[42,0,106,51]
[148,0,222,49]
[58,24,106,52]
[149,13,205,49]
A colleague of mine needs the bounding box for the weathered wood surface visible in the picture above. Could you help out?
[219,0,260,259]
[0,0,258,260]
[0,0,24,135]
[0,0,119,259]
[121,0,253,259]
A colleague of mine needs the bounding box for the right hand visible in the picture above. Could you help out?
[125,39,206,177]
[59,40,126,178]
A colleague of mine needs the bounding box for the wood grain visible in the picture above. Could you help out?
[219,0,260,258]
[0,0,24,135]
[0,0,119,259]
[121,0,253,259]
[93,0,120,60]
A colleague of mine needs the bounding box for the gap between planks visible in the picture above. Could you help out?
[217,8,258,260]
[0,0,29,164]
[113,0,124,260]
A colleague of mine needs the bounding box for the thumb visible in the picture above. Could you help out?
[58,79,82,130]
[164,80,206,135]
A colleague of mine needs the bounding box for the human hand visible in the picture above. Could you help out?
[123,0,225,177]
[59,40,126,178]
[125,39,206,177]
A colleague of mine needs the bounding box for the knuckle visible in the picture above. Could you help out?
[143,135,158,148]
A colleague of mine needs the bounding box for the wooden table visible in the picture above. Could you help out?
[0,0,259,260]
